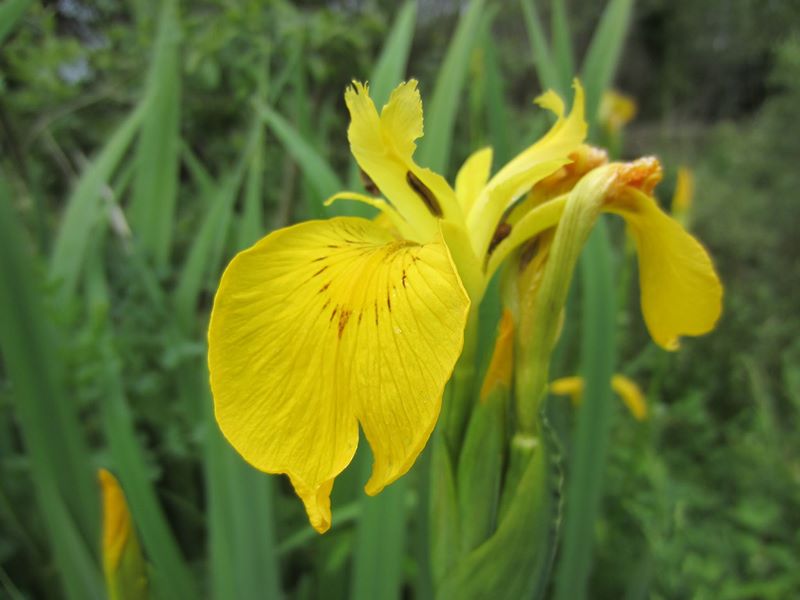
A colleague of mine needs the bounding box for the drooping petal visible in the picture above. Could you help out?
[607,188,723,350]
[455,146,493,217]
[468,80,588,258]
[344,81,460,240]
[611,375,647,421]
[208,217,470,532]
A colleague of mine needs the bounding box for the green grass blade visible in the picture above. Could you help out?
[580,0,634,130]
[0,0,32,44]
[551,0,575,93]
[173,135,253,330]
[520,0,560,94]
[257,104,342,205]
[0,178,102,599]
[350,452,407,600]
[203,380,283,600]
[84,246,198,600]
[49,101,147,302]
[238,121,266,248]
[482,30,511,166]
[182,141,216,200]
[417,0,485,174]
[347,0,418,189]
[128,0,181,270]
[553,220,617,600]
[369,0,418,108]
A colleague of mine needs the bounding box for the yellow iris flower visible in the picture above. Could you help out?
[207,79,721,533]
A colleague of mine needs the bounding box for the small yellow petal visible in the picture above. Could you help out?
[671,167,694,222]
[99,469,131,575]
[599,89,637,132]
[455,146,493,217]
[479,309,515,402]
[611,375,647,421]
[607,187,723,350]
[208,217,470,532]
[344,81,460,238]
[468,80,587,257]
[534,89,565,119]
[549,376,584,405]
[98,469,147,600]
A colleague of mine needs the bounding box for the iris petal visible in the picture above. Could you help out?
[607,188,723,350]
[208,217,469,532]
[345,81,460,240]
[468,80,588,257]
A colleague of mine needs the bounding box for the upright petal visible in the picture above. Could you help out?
[607,188,723,349]
[455,146,493,217]
[345,81,461,240]
[468,80,588,258]
[208,217,469,532]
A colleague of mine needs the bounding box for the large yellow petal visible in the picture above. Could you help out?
[467,80,587,257]
[208,217,469,532]
[345,81,460,240]
[607,188,723,350]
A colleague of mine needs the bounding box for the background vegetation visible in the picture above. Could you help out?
[1,0,799,598]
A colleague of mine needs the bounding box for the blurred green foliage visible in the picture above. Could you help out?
[1,0,799,598]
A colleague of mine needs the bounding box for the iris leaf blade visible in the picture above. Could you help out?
[417,0,486,174]
[128,0,181,269]
[520,0,560,95]
[553,221,617,600]
[580,0,635,131]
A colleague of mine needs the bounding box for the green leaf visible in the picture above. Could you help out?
[128,0,182,269]
[481,31,512,166]
[257,104,342,207]
[553,221,617,600]
[172,149,250,330]
[0,178,102,600]
[456,391,505,553]
[49,102,147,303]
[368,0,418,108]
[84,246,198,600]
[350,451,408,600]
[430,433,461,587]
[551,0,575,94]
[417,0,486,174]
[437,436,560,600]
[238,123,266,248]
[0,0,32,45]
[580,0,635,131]
[520,0,560,94]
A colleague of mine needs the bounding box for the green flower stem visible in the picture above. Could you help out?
[516,168,617,433]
